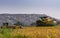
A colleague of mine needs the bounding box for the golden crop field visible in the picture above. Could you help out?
[13,26,60,38]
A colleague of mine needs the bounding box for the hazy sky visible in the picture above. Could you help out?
[0,0,60,19]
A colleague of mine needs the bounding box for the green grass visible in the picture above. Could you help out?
[0,28,13,38]
[0,28,23,38]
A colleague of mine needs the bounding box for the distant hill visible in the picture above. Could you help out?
[0,14,60,26]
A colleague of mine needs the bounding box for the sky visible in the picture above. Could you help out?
[0,0,60,19]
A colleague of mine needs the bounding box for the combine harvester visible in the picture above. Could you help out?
[36,16,57,26]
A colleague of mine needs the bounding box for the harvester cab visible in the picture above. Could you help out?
[39,16,48,22]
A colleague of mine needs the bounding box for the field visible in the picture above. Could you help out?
[0,26,60,38]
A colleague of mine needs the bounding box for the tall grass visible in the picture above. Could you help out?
[0,28,13,38]
[0,28,23,38]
